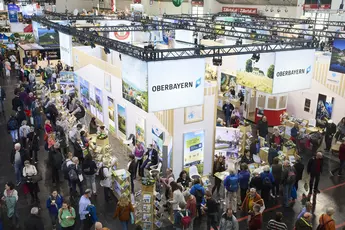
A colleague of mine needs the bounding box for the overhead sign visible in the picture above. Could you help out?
[148,59,205,112]
[326,71,341,86]
[272,49,315,94]
[8,4,19,23]
[59,32,73,66]
[222,7,257,15]
[303,4,331,10]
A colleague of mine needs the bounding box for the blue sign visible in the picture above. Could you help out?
[8,4,19,23]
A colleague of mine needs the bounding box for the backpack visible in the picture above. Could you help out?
[61,160,70,174]
[262,175,272,188]
[68,167,78,181]
[7,118,18,130]
[225,175,239,192]
[286,167,296,184]
[99,166,107,181]
[52,152,63,169]
[316,214,334,230]
[180,211,191,229]
[194,188,203,204]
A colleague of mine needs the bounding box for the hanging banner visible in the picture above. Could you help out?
[222,7,258,14]
[148,58,205,112]
[80,78,90,111]
[136,116,146,146]
[89,86,96,116]
[117,104,127,140]
[59,32,73,66]
[183,130,204,174]
[8,4,19,23]
[329,39,345,74]
[152,125,164,153]
[326,71,342,86]
[272,49,315,94]
[107,97,116,133]
[316,94,334,120]
[95,87,103,122]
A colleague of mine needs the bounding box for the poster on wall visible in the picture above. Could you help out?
[148,58,205,112]
[59,71,74,85]
[37,26,59,46]
[8,4,19,23]
[183,130,205,174]
[272,49,315,94]
[167,137,173,169]
[80,78,90,111]
[205,62,217,81]
[184,105,204,124]
[122,55,148,112]
[330,39,345,74]
[152,125,164,153]
[95,87,103,122]
[315,94,334,121]
[89,86,97,116]
[59,32,73,66]
[304,98,311,112]
[104,72,111,92]
[136,116,146,146]
[326,71,342,86]
[117,104,127,140]
[220,72,236,92]
[107,97,116,133]
[236,52,275,94]
[74,74,79,98]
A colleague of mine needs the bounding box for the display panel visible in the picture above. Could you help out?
[95,87,103,122]
[107,97,116,133]
[122,55,148,112]
[330,39,345,74]
[37,27,59,46]
[152,125,164,153]
[272,49,315,94]
[136,116,146,146]
[183,130,205,174]
[236,52,275,94]
[59,32,73,66]
[184,105,204,124]
[80,78,90,111]
[315,94,334,120]
[220,72,236,92]
[59,71,74,85]
[148,58,205,112]
[117,104,127,140]
[89,86,96,116]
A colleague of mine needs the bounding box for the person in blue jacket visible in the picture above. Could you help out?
[260,165,275,204]
[46,190,63,229]
[238,163,251,204]
[190,178,205,218]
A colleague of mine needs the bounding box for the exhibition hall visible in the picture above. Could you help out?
[0,0,345,229]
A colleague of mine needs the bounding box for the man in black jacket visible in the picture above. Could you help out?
[257,116,269,139]
[12,93,23,112]
[24,207,44,230]
[0,85,6,113]
[307,152,324,195]
[49,142,63,184]
[141,145,159,176]
[324,120,337,152]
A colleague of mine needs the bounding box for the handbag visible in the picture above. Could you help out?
[31,172,43,183]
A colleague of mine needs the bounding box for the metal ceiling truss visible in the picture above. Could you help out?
[32,15,316,61]
[161,15,345,39]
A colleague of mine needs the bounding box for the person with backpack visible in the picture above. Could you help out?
[238,163,251,204]
[307,152,324,195]
[58,201,76,230]
[295,212,313,230]
[202,190,219,230]
[260,165,275,204]
[99,162,112,201]
[82,154,97,196]
[190,178,205,218]
[46,190,63,230]
[219,208,239,230]
[282,160,297,208]
[185,191,197,230]
[318,208,336,230]
[68,157,83,196]
[49,143,63,185]
[224,169,239,213]
[62,152,73,191]
[7,114,19,143]
[175,202,191,230]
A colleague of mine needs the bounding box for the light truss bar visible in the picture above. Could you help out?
[32,15,316,61]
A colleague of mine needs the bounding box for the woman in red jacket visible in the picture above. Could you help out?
[248,204,262,230]
[229,115,240,128]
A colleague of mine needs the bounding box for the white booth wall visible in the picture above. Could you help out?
[74,63,169,146]
[55,0,94,12]
[74,46,103,60]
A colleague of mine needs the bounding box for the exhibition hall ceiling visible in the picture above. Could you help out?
[215,0,297,5]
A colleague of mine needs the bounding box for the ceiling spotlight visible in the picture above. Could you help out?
[251,53,260,62]
[212,56,222,66]
[285,7,288,12]
[308,25,313,29]
[323,26,328,30]
[277,7,281,13]
[265,6,269,12]
[90,42,96,48]
[104,47,110,54]
[270,8,274,12]
[236,39,242,45]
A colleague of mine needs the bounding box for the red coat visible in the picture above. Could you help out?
[339,143,345,161]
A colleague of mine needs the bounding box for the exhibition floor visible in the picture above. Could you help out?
[0,76,345,229]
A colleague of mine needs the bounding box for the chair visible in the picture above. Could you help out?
[149,162,162,178]
[189,165,201,180]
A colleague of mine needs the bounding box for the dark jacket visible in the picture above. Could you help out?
[339,143,345,161]
[271,163,283,183]
[73,141,83,159]
[49,149,63,169]
[16,110,26,125]
[0,87,6,100]
[294,217,312,230]
[128,159,136,177]
[325,122,337,136]
[7,116,19,131]
[10,148,29,166]
[282,166,297,185]
[291,127,299,138]
[213,161,226,175]
[27,131,40,151]
[257,119,268,138]
[12,96,23,111]
[223,103,234,117]
[307,157,323,175]
[294,162,304,181]
[249,176,262,190]
[82,160,97,175]
[250,142,258,157]
[268,148,278,165]
[24,214,44,230]
[238,170,250,189]
[241,155,254,164]
[145,148,159,165]
[89,120,97,134]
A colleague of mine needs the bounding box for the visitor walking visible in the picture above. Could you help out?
[307,152,324,194]
[113,194,134,230]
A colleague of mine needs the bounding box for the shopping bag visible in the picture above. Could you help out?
[130,212,135,224]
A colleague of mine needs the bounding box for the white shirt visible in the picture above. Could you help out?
[23,165,37,177]
[10,55,16,62]
[19,125,30,138]
[3,189,18,201]
[170,190,186,210]
[15,63,20,70]
[100,167,112,188]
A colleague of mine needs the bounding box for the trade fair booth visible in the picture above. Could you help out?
[18,43,60,66]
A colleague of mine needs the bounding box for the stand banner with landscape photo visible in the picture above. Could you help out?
[74,73,79,97]
[89,86,97,116]
[117,104,127,140]
[236,52,275,93]
[107,97,116,133]
[95,87,103,122]
[183,130,205,174]
[80,78,90,111]
[59,71,74,85]
[152,125,164,153]
[122,54,148,112]
[330,39,345,74]
[315,94,334,121]
[136,116,146,146]
[220,72,237,93]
